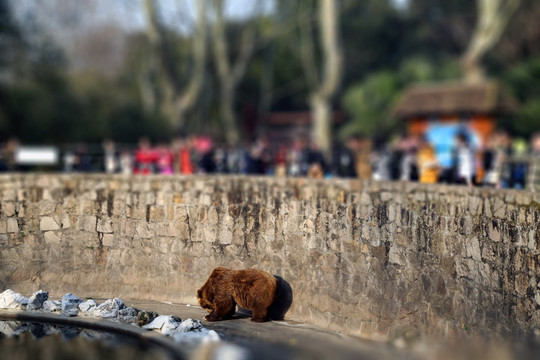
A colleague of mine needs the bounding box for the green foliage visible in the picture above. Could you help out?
[501,58,540,137]
[1,0,540,144]
[340,56,462,139]
[340,0,406,85]
[0,69,170,143]
[340,71,400,138]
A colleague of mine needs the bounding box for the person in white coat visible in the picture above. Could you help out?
[455,133,475,186]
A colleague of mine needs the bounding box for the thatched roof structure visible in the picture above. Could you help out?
[264,111,344,126]
[393,81,517,119]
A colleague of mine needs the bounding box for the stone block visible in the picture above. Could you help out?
[16,203,25,218]
[166,205,174,220]
[136,222,153,239]
[528,230,536,250]
[0,289,29,309]
[123,220,136,237]
[488,221,501,242]
[7,218,18,233]
[62,293,82,317]
[79,216,97,232]
[176,222,190,239]
[2,190,16,201]
[218,229,233,245]
[44,231,61,244]
[493,198,506,218]
[27,290,48,311]
[79,299,98,315]
[61,216,71,229]
[36,175,50,188]
[42,300,61,313]
[173,194,183,204]
[97,217,113,233]
[38,200,56,215]
[150,206,165,221]
[175,206,188,221]
[157,237,172,253]
[156,191,166,206]
[0,221,6,234]
[102,234,114,247]
[40,217,60,231]
[156,222,176,237]
[465,237,482,261]
[468,196,481,213]
[81,200,95,215]
[515,273,528,296]
[208,208,219,225]
[516,192,531,206]
[145,193,156,205]
[2,202,15,216]
[388,246,405,266]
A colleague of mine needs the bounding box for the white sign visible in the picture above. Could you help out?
[15,146,59,165]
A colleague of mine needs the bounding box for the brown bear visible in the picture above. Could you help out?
[197,267,278,322]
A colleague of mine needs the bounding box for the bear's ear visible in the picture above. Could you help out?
[211,267,226,276]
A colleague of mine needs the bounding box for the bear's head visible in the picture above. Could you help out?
[197,288,214,313]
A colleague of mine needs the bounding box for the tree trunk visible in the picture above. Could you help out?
[310,94,332,154]
[462,0,520,83]
[220,88,240,144]
[256,44,274,129]
[304,0,343,158]
[138,57,158,112]
[211,0,259,144]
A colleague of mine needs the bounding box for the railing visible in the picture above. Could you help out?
[500,154,540,192]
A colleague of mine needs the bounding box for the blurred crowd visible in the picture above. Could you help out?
[370,131,540,189]
[63,136,361,179]
[1,131,540,190]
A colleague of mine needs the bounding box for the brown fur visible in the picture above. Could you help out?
[197,267,278,322]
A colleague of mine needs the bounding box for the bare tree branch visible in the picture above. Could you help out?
[298,1,319,90]
[212,0,231,84]
[142,0,208,131]
[210,0,261,143]
[176,0,207,114]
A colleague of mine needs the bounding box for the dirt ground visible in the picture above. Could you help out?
[123,299,413,360]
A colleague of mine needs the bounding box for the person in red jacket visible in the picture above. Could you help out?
[134,137,156,175]
[173,137,194,175]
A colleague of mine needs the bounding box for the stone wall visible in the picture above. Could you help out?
[1,174,539,340]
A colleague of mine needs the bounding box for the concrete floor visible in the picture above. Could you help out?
[124,299,414,360]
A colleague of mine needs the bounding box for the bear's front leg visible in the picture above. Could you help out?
[204,312,220,321]
[205,297,235,321]
[251,305,269,322]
